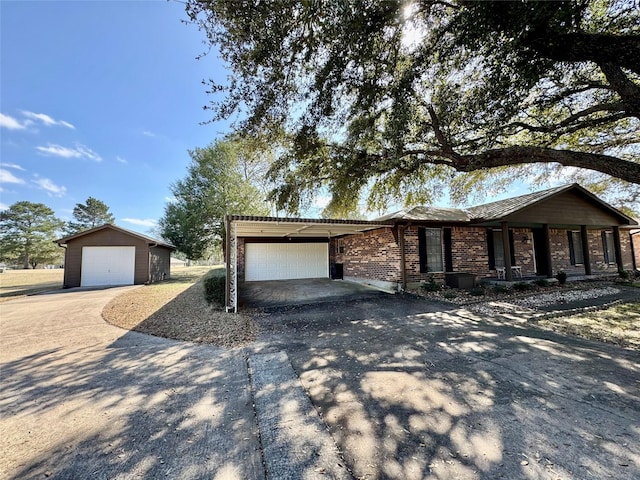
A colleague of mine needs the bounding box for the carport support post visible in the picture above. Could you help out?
[225,215,238,313]
[501,222,513,281]
[225,215,231,310]
[581,225,592,275]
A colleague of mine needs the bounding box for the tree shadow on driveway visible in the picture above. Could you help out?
[251,294,640,479]
[0,332,263,479]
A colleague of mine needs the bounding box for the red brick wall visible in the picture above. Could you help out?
[334,228,401,283]
[548,228,633,275]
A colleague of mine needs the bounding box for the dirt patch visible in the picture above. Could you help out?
[102,266,256,347]
[532,302,640,351]
[0,269,63,301]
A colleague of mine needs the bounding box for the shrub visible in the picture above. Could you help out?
[618,269,630,280]
[556,271,567,285]
[421,275,441,292]
[534,278,550,287]
[203,269,226,305]
[443,290,457,299]
[492,284,509,294]
[513,282,532,291]
[469,286,486,296]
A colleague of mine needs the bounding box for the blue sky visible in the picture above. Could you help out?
[1,0,229,232]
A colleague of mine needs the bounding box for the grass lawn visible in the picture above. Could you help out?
[102,265,256,347]
[0,269,63,302]
[535,302,640,351]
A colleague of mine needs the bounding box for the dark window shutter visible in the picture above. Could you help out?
[418,227,427,273]
[444,228,453,272]
[568,231,576,265]
[508,230,516,265]
[602,231,609,264]
[487,229,495,269]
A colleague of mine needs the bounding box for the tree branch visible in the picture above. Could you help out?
[598,62,640,118]
[451,146,640,184]
[527,33,640,74]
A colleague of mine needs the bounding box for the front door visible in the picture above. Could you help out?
[532,228,550,276]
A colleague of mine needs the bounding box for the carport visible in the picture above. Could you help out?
[224,215,394,312]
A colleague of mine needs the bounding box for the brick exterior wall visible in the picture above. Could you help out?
[334,228,401,284]
[334,225,634,289]
[233,224,634,290]
[549,228,632,275]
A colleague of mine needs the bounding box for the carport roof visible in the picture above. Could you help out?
[227,215,394,238]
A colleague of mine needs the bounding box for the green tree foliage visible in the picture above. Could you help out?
[66,197,115,234]
[0,201,64,269]
[186,0,639,215]
[159,139,269,260]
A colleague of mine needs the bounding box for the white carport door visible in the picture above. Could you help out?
[81,246,136,287]
[245,243,328,281]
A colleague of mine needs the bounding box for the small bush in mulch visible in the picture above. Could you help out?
[534,278,550,287]
[203,269,226,305]
[421,275,442,292]
[492,284,510,294]
[513,282,533,292]
[556,271,568,285]
[443,290,458,300]
[469,286,486,296]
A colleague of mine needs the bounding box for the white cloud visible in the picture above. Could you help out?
[0,113,27,130]
[116,155,128,164]
[0,202,9,211]
[142,130,156,137]
[0,168,25,184]
[21,111,75,129]
[0,163,26,171]
[36,143,102,162]
[32,176,67,197]
[122,218,158,227]
[164,196,176,203]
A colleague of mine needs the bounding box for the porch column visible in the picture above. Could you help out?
[501,221,513,281]
[543,224,553,278]
[613,226,623,271]
[581,225,592,275]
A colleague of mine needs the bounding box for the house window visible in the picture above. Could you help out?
[602,232,616,265]
[568,231,584,265]
[337,238,345,254]
[487,229,516,269]
[418,227,444,272]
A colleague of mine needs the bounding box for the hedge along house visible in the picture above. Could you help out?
[225,184,636,311]
[56,224,175,288]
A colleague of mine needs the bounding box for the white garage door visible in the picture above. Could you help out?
[245,243,328,281]
[81,246,136,287]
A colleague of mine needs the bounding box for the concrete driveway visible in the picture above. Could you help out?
[240,278,387,309]
[0,288,263,479]
[252,294,640,479]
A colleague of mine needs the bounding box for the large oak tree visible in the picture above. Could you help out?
[186,0,639,214]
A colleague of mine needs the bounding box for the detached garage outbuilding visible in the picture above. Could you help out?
[56,224,175,288]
